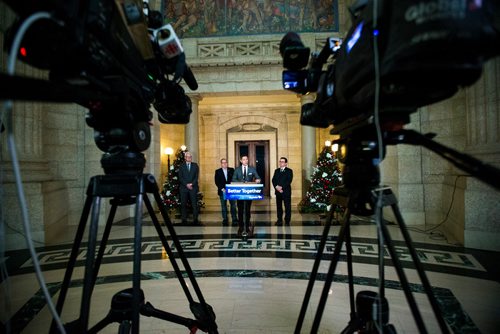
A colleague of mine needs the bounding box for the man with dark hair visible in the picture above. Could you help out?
[214,158,238,226]
[179,151,200,224]
[272,157,293,226]
[232,155,261,236]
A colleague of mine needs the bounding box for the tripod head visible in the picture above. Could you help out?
[330,115,392,216]
[87,107,150,175]
[332,113,500,218]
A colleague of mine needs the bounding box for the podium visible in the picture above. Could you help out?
[223,183,264,200]
[224,183,263,239]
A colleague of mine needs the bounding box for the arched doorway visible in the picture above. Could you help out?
[228,130,277,198]
[235,140,270,196]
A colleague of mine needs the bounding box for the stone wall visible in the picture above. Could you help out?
[2,1,499,252]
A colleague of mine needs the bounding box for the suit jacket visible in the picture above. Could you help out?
[272,167,293,196]
[231,165,260,183]
[214,167,235,196]
[178,162,199,193]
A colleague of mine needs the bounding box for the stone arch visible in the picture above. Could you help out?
[218,116,284,197]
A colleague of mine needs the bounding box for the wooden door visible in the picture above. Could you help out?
[235,140,270,196]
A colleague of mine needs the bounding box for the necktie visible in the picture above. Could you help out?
[281,168,284,172]
[243,167,247,179]
[187,163,190,171]
[223,169,227,181]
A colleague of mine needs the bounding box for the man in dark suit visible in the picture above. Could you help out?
[214,158,238,226]
[178,151,200,224]
[272,157,293,226]
[231,155,261,236]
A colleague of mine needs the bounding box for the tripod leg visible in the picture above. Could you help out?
[91,202,118,286]
[344,211,356,320]
[149,189,218,332]
[389,201,450,333]
[79,195,103,331]
[50,194,93,333]
[294,207,334,333]
[131,193,144,334]
[377,213,428,332]
[143,195,195,304]
[310,207,352,333]
[152,191,212,306]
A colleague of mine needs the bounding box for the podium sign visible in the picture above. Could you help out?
[224,183,264,200]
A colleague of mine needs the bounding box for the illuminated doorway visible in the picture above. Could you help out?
[235,140,270,196]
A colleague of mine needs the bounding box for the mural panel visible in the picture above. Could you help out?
[163,0,339,37]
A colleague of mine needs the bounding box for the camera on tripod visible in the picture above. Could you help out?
[281,0,500,130]
[2,0,197,158]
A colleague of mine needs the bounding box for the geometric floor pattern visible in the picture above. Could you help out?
[1,199,499,333]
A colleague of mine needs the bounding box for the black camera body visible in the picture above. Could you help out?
[281,0,500,131]
[2,0,197,154]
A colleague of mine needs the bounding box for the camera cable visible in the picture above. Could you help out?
[371,0,388,332]
[3,11,67,334]
[406,174,466,246]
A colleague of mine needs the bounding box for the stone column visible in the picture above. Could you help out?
[300,94,317,197]
[462,57,500,251]
[2,101,53,250]
[185,94,202,161]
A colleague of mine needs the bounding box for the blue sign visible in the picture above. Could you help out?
[224,183,264,200]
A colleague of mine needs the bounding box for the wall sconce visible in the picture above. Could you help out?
[180,145,187,151]
[325,140,332,147]
[165,147,174,171]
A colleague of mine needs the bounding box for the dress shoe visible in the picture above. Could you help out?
[275,221,283,226]
[222,220,228,226]
[285,222,290,226]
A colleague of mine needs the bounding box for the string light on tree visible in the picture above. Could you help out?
[298,144,343,213]
[161,146,205,214]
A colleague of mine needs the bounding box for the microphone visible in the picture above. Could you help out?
[175,53,198,91]
[151,23,198,91]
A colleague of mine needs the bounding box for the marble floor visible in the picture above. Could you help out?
[1,198,500,333]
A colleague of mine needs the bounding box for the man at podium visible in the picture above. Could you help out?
[231,155,261,236]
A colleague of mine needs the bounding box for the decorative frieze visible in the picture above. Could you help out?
[189,33,337,67]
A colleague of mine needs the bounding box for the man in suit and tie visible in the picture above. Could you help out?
[231,155,261,236]
[178,151,200,224]
[214,158,238,226]
[272,157,293,226]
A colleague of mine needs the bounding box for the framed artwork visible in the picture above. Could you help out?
[163,0,339,37]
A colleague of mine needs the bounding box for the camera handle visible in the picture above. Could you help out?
[389,129,500,191]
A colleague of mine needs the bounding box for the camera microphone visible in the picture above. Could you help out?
[151,24,198,90]
[154,24,183,58]
[181,62,198,91]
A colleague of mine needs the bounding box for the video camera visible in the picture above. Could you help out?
[1,0,197,154]
[281,0,500,131]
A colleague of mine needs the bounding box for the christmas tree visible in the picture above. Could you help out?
[161,147,185,210]
[298,145,343,213]
[161,147,205,213]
